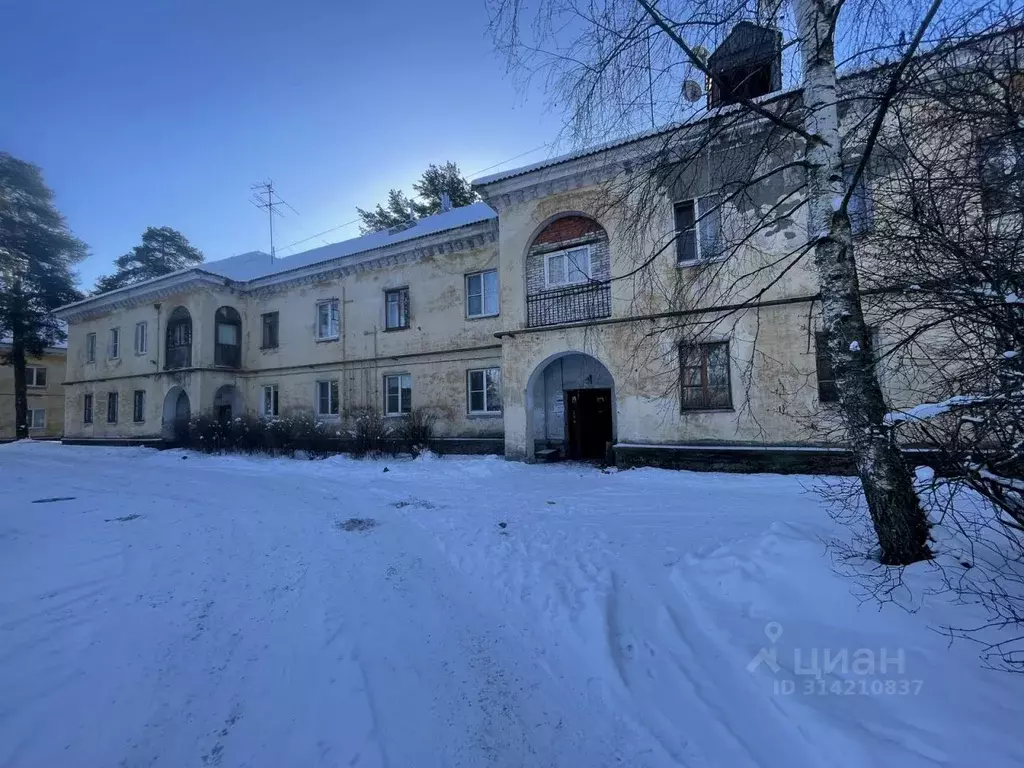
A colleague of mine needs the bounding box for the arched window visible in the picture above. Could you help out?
[214,306,242,368]
[526,215,611,327]
[165,306,192,369]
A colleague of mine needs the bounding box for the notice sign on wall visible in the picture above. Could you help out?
[552,394,564,417]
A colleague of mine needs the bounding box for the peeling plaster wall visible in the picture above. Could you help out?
[62,239,505,442]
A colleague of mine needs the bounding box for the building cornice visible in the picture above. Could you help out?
[55,219,499,319]
[246,219,498,296]
[55,273,236,324]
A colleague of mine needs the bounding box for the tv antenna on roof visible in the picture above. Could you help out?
[250,180,298,264]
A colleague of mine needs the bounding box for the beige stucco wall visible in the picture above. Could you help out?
[62,239,505,441]
[0,349,66,440]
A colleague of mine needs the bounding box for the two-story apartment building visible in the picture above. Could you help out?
[55,204,506,450]
[0,340,67,441]
[55,22,978,469]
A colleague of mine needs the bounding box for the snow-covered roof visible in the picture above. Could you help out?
[0,335,67,351]
[55,203,497,318]
[202,202,497,282]
[471,88,804,188]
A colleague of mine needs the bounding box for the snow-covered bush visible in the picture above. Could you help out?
[349,407,393,457]
[394,407,437,457]
[186,411,337,459]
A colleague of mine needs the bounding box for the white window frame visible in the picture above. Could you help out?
[465,270,499,318]
[315,299,340,341]
[108,328,120,360]
[134,321,148,356]
[544,246,591,289]
[315,379,339,417]
[132,390,146,423]
[26,366,47,388]
[383,373,412,416]
[261,384,280,417]
[85,332,97,363]
[26,408,46,430]
[467,367,502,415]
[675,195,724,264]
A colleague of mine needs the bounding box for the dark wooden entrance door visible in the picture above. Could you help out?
[216,404,232,425]
[565,388,613,461]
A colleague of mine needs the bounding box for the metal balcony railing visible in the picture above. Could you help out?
[527,282,611,327]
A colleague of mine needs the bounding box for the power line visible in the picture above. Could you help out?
[276,217,361,255]
[468,142,554,178]
[272,142,556,258]
[250,180,298,263]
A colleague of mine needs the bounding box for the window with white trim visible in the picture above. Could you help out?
[108,328,120,359]
[133,390,146,423]
[86,332,96,363]
[106,392,119,423]
[134,321,148,355]
[544,246,591,288]
[315,379,339,417]
[316,299,340,340]
[466,270,499,317]
[675,195,723,264]
[83,393,93,424]
[467,367,501,414]
[262,384,279,417]
[384,374,412,416]
[26,366,47,387]
[26,408,45,430]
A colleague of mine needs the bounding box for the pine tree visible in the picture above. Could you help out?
[356,189,417,235]
[411,162,478,217]
[95,226,203,293]
[0,152,86,439]
[356,162,479,234]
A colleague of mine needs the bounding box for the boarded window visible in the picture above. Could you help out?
[680,341,732,410]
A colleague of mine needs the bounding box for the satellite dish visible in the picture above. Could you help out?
[682,79,703,103]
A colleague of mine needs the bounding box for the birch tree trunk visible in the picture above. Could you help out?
[795,0,931,564]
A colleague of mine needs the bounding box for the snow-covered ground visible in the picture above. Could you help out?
[0,442,1019,767]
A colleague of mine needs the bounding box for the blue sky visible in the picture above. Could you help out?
[1,0,561,288]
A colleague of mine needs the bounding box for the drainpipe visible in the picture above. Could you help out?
[154,303,162,371]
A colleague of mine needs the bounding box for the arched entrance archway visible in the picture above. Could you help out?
[213,385,242,424]
[161,387,191,443]
[526,352,615,461]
